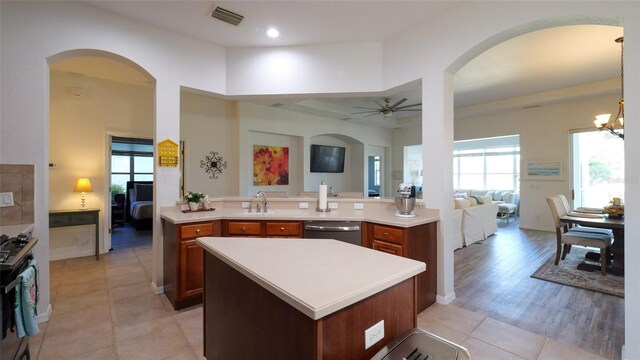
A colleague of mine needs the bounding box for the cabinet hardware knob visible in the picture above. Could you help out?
[196,229,200,233]
[383,232,389,238]
[280,227,285,232]
[241,226,246,231]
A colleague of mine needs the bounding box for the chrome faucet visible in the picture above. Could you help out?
[256,191,268,213]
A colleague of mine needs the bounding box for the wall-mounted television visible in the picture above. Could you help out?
[310,144,345,173]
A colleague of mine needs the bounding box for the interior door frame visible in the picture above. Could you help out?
[104,131,154,252]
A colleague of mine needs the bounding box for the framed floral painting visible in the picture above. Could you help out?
[253,145,289,185]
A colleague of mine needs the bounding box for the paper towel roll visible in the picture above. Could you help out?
[318,184,327,210]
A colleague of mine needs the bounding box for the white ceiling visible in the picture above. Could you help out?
[66,2,624,128]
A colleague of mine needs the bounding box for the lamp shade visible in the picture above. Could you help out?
[74,178,93,192]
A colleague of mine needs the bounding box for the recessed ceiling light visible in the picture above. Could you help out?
[266,28,280,38]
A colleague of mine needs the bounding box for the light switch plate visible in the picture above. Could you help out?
[241,202,251,209]
[364,320,384,349]
[353,203,364,210]
[299,202,309,209]
[0,192,14,207]
[328,202,338,209]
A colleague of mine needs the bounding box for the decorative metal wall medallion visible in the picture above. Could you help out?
[200,151,227,179]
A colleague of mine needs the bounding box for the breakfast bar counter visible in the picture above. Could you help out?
[197,236,426,359]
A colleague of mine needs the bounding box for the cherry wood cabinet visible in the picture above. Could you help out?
[163,220,220,309]
[222,220,302,238]
[363,221,437,312]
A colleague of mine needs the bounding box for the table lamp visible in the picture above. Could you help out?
[74,178,93,208]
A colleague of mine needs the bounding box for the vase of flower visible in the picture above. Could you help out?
[184,191,205,212]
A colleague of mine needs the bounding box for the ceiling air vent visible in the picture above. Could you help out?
[210,6,244,26]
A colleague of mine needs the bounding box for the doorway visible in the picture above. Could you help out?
[109,136,154,251]
[570,130,625,208]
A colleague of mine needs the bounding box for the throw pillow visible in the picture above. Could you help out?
[465,196,478,206]
[454,198,470,209]
[485,191,495,199]
[469,195,483,204]
[492,191,501,201]
[500,191,510,201]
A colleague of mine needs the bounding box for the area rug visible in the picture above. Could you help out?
[531,247,624,298]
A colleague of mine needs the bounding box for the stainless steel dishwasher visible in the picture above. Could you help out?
[303,221,361,246]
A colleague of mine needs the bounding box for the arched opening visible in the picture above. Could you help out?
[47,49,156,262]
[436,18,624,358]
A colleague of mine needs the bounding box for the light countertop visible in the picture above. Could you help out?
[197,237,425,320]
[0,223,34,238]
[162,198,439,228]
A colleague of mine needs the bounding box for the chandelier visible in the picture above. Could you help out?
[594,37,624,139]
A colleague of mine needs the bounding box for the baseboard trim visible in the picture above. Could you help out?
[151,281,163,295]
[36,303,52,323]
[436,292,456,304]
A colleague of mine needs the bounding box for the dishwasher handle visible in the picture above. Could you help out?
[304,224,360,232]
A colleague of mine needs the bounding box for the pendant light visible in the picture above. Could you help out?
[594,37,624,139]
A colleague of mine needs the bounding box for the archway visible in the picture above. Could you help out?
[47,49,156,261]
[432,17,624,358]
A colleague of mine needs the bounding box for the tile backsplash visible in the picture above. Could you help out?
[0,164,35,226]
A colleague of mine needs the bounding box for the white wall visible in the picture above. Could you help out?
[455,93,620,232]
[49,70,154,255]
[180,92,239,197]
[226,43,383,95]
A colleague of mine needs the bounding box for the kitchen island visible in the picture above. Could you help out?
[197,236,425,359]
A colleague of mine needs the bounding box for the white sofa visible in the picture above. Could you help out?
[454,195,499,248]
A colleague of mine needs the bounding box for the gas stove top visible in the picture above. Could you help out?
[0,234,35,269]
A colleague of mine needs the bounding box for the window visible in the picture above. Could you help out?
[110,137,154,192]
[453,136,520,191]
[373,156,381,186]
[571,131,624,208]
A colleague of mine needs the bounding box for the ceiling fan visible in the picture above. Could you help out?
[352,97,422,118]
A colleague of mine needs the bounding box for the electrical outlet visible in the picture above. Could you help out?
[0,192,14,207]
[328,202,338,209]
[299,202,309,209]
[364,320,384,349]
[353,203,364,210]
[241,202,251,209]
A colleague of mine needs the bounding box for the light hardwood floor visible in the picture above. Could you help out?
[452,220,624,360]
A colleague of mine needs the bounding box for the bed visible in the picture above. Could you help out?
[126,181,153,230]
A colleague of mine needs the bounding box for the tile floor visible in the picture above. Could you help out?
[31,240,609,360]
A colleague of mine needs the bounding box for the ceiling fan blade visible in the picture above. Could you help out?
[351,110,380,115]
[395,109,422,112]
[395,103,422,110]
[374,100,385,108]
[389,98,407,109]
[363,112,381,118]
[353,106,381,110]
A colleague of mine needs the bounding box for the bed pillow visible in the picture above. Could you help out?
[128,188,136,203]
[135,184,153,201]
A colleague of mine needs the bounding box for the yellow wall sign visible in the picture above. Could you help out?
[158,139,179,167]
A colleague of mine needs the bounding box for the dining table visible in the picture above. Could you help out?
[560,213,624,276]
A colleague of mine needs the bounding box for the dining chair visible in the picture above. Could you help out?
[546,196,612,275]
[557,194,613,238]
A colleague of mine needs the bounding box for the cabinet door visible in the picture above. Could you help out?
[179,240,204,299]
[372,240,403,256]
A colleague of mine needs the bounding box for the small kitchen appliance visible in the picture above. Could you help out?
[395,183,416,216]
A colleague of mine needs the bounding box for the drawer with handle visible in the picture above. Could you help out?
[180,222,214,239]
[372,224,403,245]
[227,221,262,236]
[265,222,301,236]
